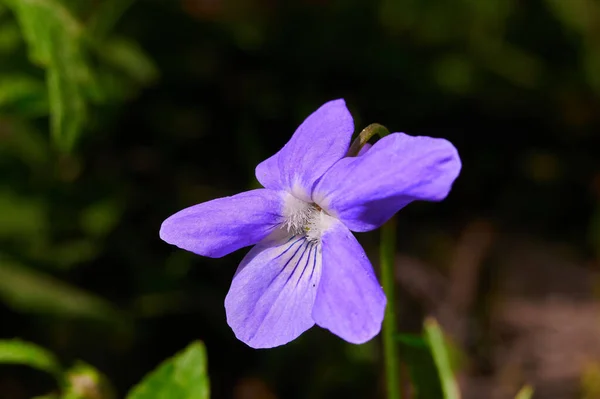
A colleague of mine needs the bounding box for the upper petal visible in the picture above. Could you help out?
[225,232,322,348]
[255,99,354,201]
[313,133,461,232]
[311,219,386,344]
[160,189,284,258]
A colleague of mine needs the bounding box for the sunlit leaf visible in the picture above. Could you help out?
[0,339,62,378]
[424,318,461,399]
[127,341,210,399]
[397,333,444,399]
[514,385,534,399]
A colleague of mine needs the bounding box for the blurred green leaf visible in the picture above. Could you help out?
[127,341,210,399]
[6,0,89,151]
[63,361,116,399]
[397,333,444,399]
[397,328,463,399]
[0,258,122,323]
[81,199,122,238]
[0,20,20,54]
[424,318,461,399]
[0,189,47,238]
[0,339,62,378]
[514,385,534,399]
[581,362,600,399]
[0,119,49,167]
[98,37,158,86]
[50,239,99,269]
[433,55,473,94]
[0,73,48,115]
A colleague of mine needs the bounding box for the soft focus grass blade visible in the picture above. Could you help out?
[514,385,534,399]
[127,341,209,399]
[424,318,461,399]
[397,333,444,399]
[0,339,62,378]
[0,258,123,323]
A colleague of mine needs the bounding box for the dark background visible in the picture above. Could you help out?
[1,0,600,398]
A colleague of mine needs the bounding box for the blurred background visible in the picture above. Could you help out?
[1,0,600,398]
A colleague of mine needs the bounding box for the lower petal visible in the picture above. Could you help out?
[312,220,386,344]
[160,189,283,258]
[225,231,322,348]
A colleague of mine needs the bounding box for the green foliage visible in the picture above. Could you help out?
[5,0,89,151]
[0,73,48,115]
[424,318,461,399]
[397,320,462,399]
[514,385,534,399]
[0,258,123,322]
[0,339,62,379]
[0,339,209,399]
[127,341,210,399]
[397,333,444,399]
[1,0,156,151]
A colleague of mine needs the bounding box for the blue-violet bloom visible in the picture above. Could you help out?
[160,99,461,348]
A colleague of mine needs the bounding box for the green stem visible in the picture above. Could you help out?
[381,217,401,399]
[347,123,402,399]
[346,123,390,157]
[349,123,399,399]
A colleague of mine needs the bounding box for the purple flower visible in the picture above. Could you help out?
[160,99,461,349]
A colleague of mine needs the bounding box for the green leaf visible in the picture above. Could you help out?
[397,333,444,399]
[98,37,159,85]
[0,20,21,54]
[0,258,122,323]
[514,385,533,399]
[127,341,210,399]
[0,339,62,378]
[80,199,123,238]
[0,74,48,116]
[424,318,461,399]
[6,0,90,151]
[0,189,47,238]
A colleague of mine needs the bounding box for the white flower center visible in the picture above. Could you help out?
[282,193,335,242]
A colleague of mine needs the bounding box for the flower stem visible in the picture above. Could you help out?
[380,216,401,399]
[349,123,399,398]
[347,123,390,157]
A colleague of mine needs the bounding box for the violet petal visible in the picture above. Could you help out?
[225,232,322,348]
[312,219,386,344]
[255,99,354,201]
[159,189,283,258]
[314,133,461,232]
